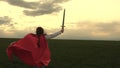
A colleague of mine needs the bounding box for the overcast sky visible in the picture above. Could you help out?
[0,0,120,40]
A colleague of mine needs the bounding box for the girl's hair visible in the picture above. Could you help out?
[36,27,44,47]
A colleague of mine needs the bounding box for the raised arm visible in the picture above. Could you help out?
[45,30,63,39]
[46,9,65,39]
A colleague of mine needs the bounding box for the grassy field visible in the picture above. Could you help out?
[1,38,120,68]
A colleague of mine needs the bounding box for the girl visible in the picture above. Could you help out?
[7,27,64,68]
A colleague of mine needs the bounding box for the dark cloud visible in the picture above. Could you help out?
[53,0,70,3]
[24,2,62,16]
[2,0,70,16]
[24,0,69,16]
[0,16,12,25]
[5,0,38,9]
[0,16,16,31]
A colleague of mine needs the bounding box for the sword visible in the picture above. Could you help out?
[61,9,65,32]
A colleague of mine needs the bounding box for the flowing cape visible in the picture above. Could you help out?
[6,33,51,67]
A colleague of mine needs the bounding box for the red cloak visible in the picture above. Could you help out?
[6,33,51,67]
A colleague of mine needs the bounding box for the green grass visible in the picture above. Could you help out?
[1,38,120,68]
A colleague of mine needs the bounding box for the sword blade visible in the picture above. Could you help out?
[62,9,65,29]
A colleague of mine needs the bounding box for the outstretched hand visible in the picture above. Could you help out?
[61,29,64,33]
[61,27,64,33]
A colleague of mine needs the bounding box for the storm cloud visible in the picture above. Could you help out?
[2,0,70,16]
[4,0,38,9]
[24,0,70,16]
[0,16,12,25]
[23,2,62,16]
